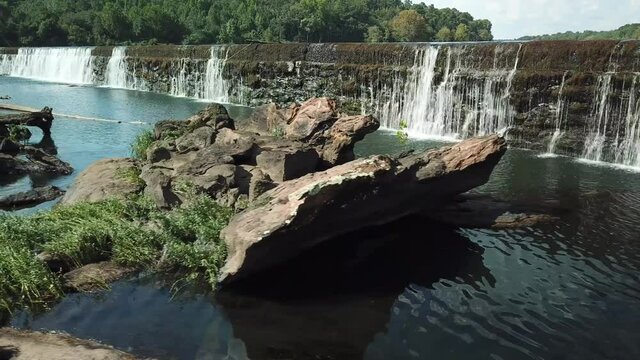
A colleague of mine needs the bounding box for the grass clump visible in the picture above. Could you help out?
[116,165,145,188]
[131,129,155,161]
[0,193,233,315]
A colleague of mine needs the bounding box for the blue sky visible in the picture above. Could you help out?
[423,0,640,39]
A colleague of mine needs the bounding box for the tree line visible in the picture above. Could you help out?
[0,0,493,46]
[520,23,640,41]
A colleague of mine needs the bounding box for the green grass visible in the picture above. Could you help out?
[131,129,155,161]
[116,165,146,188]
[0,194,233,314]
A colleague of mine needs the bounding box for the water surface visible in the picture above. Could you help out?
[2,76,640,360]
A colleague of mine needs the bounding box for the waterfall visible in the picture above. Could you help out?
[372,43,521,139]
[612,75,640,167]
[582,74,613,162]
[203,46,229,103]
[8,47,95,84]
[582,73,640,167]
[545,71,569,155]
[104,47,129,89]
[0,54,14,75]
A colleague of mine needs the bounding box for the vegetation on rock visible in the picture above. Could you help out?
[0,193,232,315]
[0,0,493,46]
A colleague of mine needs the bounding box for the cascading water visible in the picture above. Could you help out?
[0,54,15,75]
[612,75,640,167]
[203,46,229,103]
[104,47,129,89]
[582,73,640,167]
[545,71,569,155]
[371,43,522,139]
[582,74,613,162]
[7,47,95,84]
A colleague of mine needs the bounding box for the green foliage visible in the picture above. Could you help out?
[7,124,31,142]
[396,119,409,145]
[389,10,430,42]
[435,26,452,42]
[1,0,493,46]
[131,129,155,161]
[521,23,640,41]
[0,193,233,314]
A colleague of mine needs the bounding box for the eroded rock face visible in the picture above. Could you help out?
[219,135,507,283]
[0,329,141,360]
[61,158,143,205]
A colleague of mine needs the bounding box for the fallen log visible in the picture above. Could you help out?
[0,106,54,136]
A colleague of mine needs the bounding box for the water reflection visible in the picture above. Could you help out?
[13,217,489,360]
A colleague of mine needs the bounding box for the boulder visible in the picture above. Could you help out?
[175,126,216,153]
[188,103,235,130]
[146,141,173,163]
[246,103,288,135]
[0,328,140,360]
[22,147,73,175]
[255,147,319,182]
[140,166,181,208]
[315,114,380,167]
[61,158,142,205]
[219,135,507,283]
[284,98,338,140]
[153,119,188,141]
[63,261,137,293]
[0,186,65,210]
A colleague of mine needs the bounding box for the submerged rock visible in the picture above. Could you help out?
[219,135,507,283]
[0,328,142,360]
[0,186,65,210]
[63,261,137,293]
[424,194,558,229]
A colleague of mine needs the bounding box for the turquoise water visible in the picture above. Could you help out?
[2,76,640,360]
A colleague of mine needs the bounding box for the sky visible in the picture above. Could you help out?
[424,0,640,39]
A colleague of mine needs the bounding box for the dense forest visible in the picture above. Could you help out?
[520,23,640,40]
[0,0,493,46]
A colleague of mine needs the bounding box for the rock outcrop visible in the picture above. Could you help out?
[219,135,507,283]
[138,99,379,209]
[0,329,142,360]
[61,158,143,205]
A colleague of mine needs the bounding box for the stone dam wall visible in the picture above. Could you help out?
[1,41,639,166]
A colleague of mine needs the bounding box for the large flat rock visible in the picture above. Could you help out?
[219,135,507,283]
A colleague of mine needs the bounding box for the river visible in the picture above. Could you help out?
[1,76,640,359]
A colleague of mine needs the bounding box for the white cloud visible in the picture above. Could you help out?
[423,0,640,39]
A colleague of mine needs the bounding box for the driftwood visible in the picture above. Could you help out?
[0,107,54,136]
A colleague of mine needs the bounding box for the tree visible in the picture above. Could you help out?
[389,10,429,42]
[435,26,452,42]
[454,23,470,41]
[366,25,384,43]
